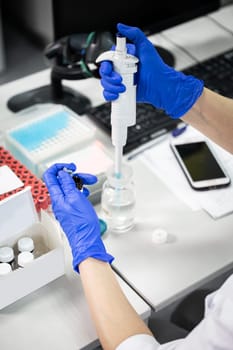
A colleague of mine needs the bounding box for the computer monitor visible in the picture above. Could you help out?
[7,0,220,115]
[53,1,219,38]
[53,0,220,65]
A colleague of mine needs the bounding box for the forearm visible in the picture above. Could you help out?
[79,258,153,350]
[182,88,233,154]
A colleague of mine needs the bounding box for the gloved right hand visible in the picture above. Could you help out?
[99,23,204,119]
[43,163,114,273]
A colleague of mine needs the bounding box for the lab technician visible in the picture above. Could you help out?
[43,23,233,350]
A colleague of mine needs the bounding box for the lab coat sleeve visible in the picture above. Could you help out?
[162,274,233,349]
[160,274,233,350]
[116,334,186,350]
[174,275,233,350]
[116,274,233,350]
[115,334,161,350]
[115,334,184,350]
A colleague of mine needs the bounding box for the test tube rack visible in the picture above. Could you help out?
[0,146,50,211]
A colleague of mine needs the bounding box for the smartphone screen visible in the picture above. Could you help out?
[170,140,231,190]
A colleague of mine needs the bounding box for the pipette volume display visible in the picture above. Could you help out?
[96,35,138,177]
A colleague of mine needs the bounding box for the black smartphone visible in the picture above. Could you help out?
[170,139,231,190]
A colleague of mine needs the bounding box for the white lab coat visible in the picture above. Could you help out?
[116,274,233,349]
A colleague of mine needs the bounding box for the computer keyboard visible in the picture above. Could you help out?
[87,48,233,154]
[183,48,233,98]
[87,102,179,153]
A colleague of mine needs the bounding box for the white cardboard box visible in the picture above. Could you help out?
[0,187,65,310]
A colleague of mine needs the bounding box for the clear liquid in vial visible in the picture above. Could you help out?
[102,200,135,233]
[101,163,136,233]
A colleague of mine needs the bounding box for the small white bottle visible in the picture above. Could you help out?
[17,251,34,268]
[0,246,15,269]
[0,262,12,275]
[17,237,35,268]
[17,236,34,254]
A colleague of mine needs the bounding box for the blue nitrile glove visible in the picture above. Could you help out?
[43,163,114,273]
[99,23,204,119]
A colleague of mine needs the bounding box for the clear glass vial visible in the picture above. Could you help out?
[101,163,136,233]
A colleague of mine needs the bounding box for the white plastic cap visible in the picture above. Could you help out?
[0,262,12,275]
[17,237,34,253]
[0,246,14,263]
[152,228,168,244]
[18,251,34,267]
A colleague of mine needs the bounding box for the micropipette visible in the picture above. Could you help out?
[96,34,138,177]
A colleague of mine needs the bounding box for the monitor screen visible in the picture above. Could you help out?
[52,1,220,40]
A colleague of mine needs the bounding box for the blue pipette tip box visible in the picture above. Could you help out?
[5,104,96,176]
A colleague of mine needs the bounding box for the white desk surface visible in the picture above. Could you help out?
[101,157,233,311]
[1,4,233,347]
[0,240,151,350]
[209,3,233,34]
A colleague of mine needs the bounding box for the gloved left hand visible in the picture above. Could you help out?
[43,162,114,273]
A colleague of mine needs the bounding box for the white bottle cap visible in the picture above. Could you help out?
[152,228,168,244]
[0,262,12,275]
[18,251,34,267]
[17,237,34,252]
[0,246,14,263]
